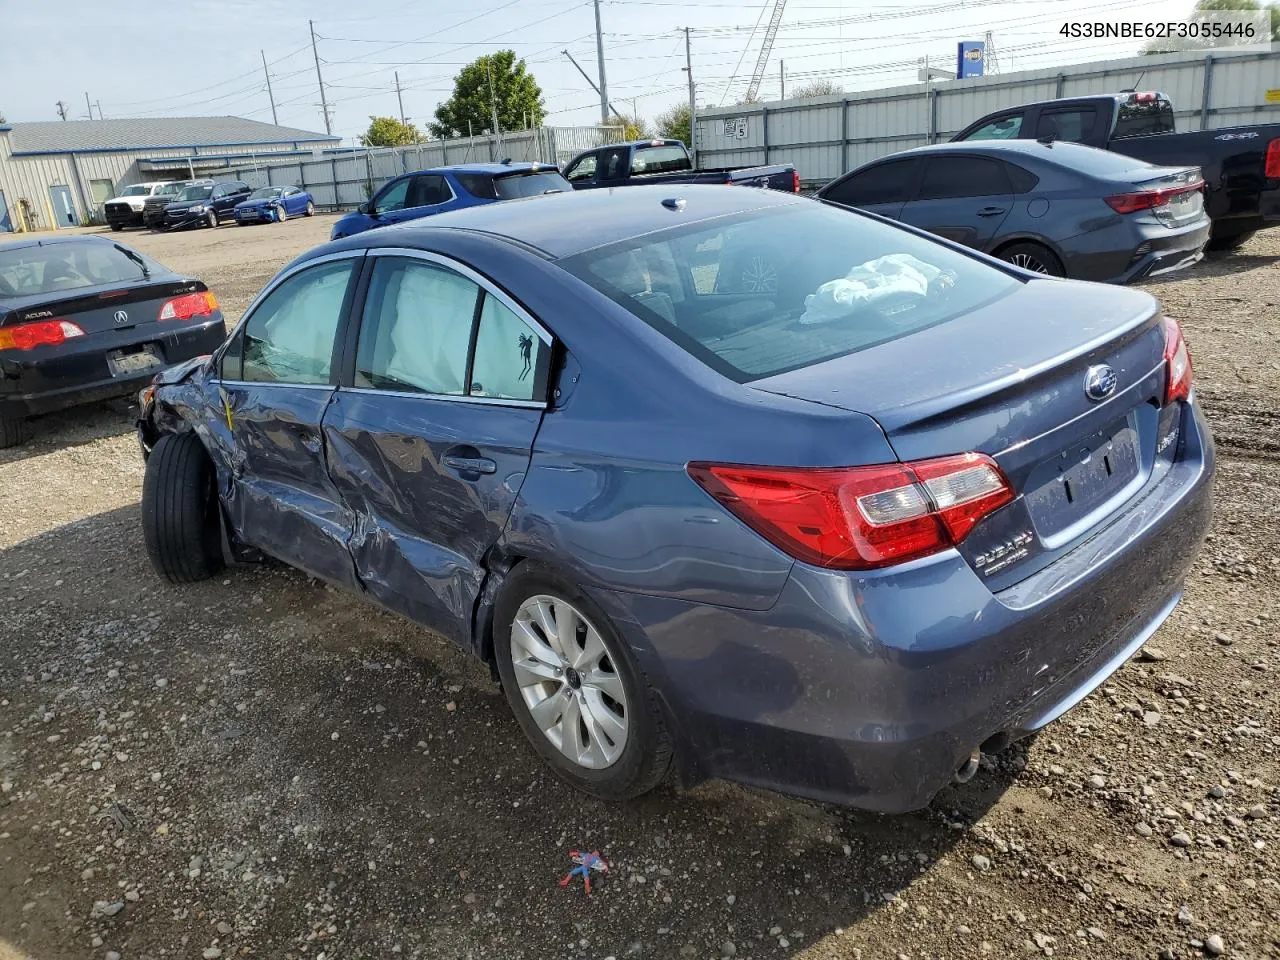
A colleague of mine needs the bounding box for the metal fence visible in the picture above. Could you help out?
[694,48,1280,186]
[224,125,622,210]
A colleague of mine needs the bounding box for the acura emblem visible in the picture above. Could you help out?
[1083,363,1117,401]
[113,309,130,325]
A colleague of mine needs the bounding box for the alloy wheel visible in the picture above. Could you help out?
[509,594,629,770]
[1008,252,1048,273]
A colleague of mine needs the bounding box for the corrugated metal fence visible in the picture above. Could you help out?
[694,48,1280,186]
[224,125,621,209]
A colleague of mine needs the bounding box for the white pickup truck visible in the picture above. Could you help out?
[104,181,176,231]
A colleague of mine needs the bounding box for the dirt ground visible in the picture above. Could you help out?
[1,217,1277,960]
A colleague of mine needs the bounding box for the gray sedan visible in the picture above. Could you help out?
[817,140,1209,283]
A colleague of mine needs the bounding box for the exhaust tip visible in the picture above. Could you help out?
[954,749,982,784]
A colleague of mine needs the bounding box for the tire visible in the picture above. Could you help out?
[275,204,287,223]
[996,241,1065,277]
[1206,229,1255,254]
[0,414,30,450]
[493,565,672,801]
[205,209,219,229]
[110,224,124,232]
[304,200,315,217]
[141,431,225,584]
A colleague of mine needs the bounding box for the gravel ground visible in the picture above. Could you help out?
[1,220,1277,960]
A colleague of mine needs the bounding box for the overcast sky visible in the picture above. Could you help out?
[2,0,1197,142]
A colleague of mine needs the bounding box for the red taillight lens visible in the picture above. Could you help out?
[1266,138,1280,179]
[687,453,1013,570]
[1105,180,1203,215]
[792,170,801,193]
[1163,317,1193,405]
[0,319,86,351]
[158,291,218,321]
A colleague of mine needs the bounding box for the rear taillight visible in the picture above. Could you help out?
[0,319,86,351]
[792,170,801,193]
[1163,317,1193,405]
[158,291,218,321]
[1266,138,1280,178]
[1105,180,1204,215]
[687,452,1013,570]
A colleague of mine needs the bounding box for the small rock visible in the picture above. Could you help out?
[1138,646,1168,662]
[1135,822,1154,837]
[105,953,121,960]
[778,938,790,949]
[462,893,476,905]
[1177,905,1194,925]
[971,854,992,871]
[92,900,125,918]
[624,943,644,957]
[124,890,139,902]
[726,894,736,905]
[81,868,95,880]
[1086,926,1106,940]
[92,938,103,949]
[721,942,737,957]
[1209,785,1227,799]
[330,732,339,741]
[445,702,457,712]
[678,947,696,958]
[155,677,169,688]
[1246,804,1267,820]
[1205,934,1225,956]
[769,926,782,937]
[1213,632,1234,646]
[957,925,972,935]
[1087,774,1107,790]
[216,921,233,935]
[1170,832,1192,847]
[1143,711,1163,727]
[1159,949,1176,960]
[1049,764,1066,776]
[203,949,223,960]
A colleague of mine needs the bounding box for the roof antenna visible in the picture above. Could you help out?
[1120,70,1146,95]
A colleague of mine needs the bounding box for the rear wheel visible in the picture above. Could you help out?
[1206,228,1255,254]
[304,200,315,217]
[996,241,1065,277]
[0,414,30,450]
[141,431,225,584]
[494,565,672,800]
[205,209,219,228]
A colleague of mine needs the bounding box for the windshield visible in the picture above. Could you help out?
[179,186,213,201]
[248,187,283,200]
[120,185,151,197]
[561,204,1019,382]
[0,242,157,299]
[494,171,572,199]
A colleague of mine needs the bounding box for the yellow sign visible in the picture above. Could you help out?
[1267,89,1280,104]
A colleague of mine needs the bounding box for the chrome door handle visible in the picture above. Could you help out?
[443,455,497,475]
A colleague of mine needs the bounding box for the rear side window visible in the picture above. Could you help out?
[822,159,917,206]
[0,241,156,298]
[456,173,497,199]
[631,145,690,174]
[238,260,354,384]
[408,174,452,207]
[917,156,1011,199]
[493,171,572,199]
[961,113,1024,141]
[1114,97,1175,139]
[1035,109,1096,143]
[599,148,628,181]
[1005,162,1040,193]
[469,295,550,400]
[562,204,1019,382]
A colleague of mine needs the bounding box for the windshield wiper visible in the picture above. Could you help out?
[114,244,150,280]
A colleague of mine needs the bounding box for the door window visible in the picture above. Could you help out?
[410,174,452,206]
[373,177,411,214]
[565,154,598,183]
[600,148,628,180]
[1035,109,1096,143]
[917,157,1011,200]
[469,295,549,401]
[822,159,919,207]
[235,260,355,384]
[961,113,1024,141]
[354,259,479,396]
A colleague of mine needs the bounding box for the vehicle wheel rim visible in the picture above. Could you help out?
[511,594,629,770]
[276,205,286,222]
[741,255,778,293]
[306,201,314,216]
[1009,252,1048,274]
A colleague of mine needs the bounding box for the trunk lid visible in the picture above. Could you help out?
[1,278,206,336]
[750,277,1170,585]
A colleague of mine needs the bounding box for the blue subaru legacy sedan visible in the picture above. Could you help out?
[136,185,1213,813]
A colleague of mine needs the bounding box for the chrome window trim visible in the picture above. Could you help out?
[218,380,334,391]
[339,385,545,409]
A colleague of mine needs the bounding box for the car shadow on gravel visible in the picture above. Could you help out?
[0,504,1023,959]
[1144,252,1280,288]
[0,400,138,465]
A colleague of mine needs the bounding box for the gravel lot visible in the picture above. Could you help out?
[1,218,1277,960]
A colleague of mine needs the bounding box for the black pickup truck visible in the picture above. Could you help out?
[953,91,1280,250]
[562,139,799,193]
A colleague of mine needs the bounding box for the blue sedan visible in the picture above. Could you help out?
[233,185,315,225]
[136,185,1213,812]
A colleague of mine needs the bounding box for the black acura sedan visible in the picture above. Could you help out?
[0,234,225,448]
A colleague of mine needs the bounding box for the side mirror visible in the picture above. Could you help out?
[358,201,371,215]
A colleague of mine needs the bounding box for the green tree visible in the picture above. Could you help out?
[654,103,691,147]
[359,116,421,147]
[602,115,650,140]
[429,50,545,139]
[790,79,844,99]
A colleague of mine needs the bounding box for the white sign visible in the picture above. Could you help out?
[722,117,749,139]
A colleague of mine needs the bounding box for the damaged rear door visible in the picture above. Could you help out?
[214,251,363,589]
[323,250,553,645]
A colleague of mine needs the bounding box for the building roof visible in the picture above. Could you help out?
[5,117,339,155]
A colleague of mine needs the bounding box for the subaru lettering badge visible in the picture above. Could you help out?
[1083,363,1118,401]
[113,309,130,326]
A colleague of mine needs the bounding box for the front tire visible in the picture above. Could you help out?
[0,414,30,450]
[494,565,672,800]
[205,210,219,229]
[275,204,287,223]
[996,241,1065,277]
[110,224,124,232]
[304,200,315,217]
[141,432,225,584]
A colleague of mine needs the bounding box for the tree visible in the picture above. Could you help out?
[603,115,650,140]
[1143,0,1279,52]
[429,50,545,139]
[790,79,844,99]
[359,116,421,147]
[654,103,691,147]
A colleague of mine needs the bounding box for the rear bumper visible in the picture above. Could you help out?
[591,400,1214,812]
[1063,217,1210,284]
[0,318,225,417]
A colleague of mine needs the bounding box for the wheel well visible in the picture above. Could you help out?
[990,236,1055,258]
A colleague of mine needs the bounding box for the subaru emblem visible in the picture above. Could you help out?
[113,309,130,325]
[1083,364,1117,401]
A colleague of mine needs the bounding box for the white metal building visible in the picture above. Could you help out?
[0,116,339,232]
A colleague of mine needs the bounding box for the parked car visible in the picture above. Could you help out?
[233,185,316,225]
[952,91,1280,250]
[163,181,252,230]
[563,138,800,192]
[329,162,571,240]
[137,185,1212,813]
[143,180,210,230]
[818,140,1210,284]
[0,234,224,448]
[105,181,176,231]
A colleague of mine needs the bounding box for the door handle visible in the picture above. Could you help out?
[977,206,1007,217]
[443,454,497,475]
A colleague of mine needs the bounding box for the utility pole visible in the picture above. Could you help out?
[309,19,332,136]
[95,100,103,120]
[394,72,406,126]
[683,27,696,168]
[55,100,69,121]
[261,50,279,125]
[592,0,609,125]
[84,92,93,119]
[561,50,627,124]
[780,60,786,99]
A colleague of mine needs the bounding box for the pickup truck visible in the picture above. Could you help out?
[562,139,799,193]
[952,91,1280,250]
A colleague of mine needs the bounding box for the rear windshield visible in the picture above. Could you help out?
[1113,97,1175,139]
[631,144,690,174]
[1043,142,1157,179]
[179,186,213,201]
[494,171,572,199]
[0,242,155,299]
[561,204,1019,382]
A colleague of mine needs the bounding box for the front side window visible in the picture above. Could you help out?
[962,113,1024,141]
[374,177,411,214]
[565,154,598,183]
[823,159,918,207]
[237,260,354,384]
